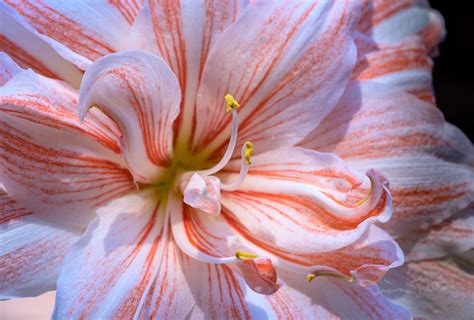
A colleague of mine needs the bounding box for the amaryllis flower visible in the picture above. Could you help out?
[1,1,473,319]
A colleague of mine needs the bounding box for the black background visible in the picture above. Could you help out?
[430,1,473,141]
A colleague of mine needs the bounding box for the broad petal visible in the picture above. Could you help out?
[0,69,133,227]
[219,147,391,253]
[0,6,82,86]
[397,205,474,261]
[1,0,143,66]
[380,259,474,320]
[0,189,80,298]
[129,0,249,141]
[79,50,181,183]
[192,0,362,156]
[173,197,402,285]
[301,81,474,234]
[54,191,170,319]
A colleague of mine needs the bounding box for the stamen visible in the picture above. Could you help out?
[198,94,240,177]
[225,94,240,112]
[307,271,354,283]
[235,250,259,260]
[243,141,254,165]
[221,141,253,191]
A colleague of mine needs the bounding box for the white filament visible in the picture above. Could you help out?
[221,143,250,191]
[198,108,239,176]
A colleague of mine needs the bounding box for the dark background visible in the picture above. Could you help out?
[430,1,473,141]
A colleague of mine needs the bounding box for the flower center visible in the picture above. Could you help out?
[178,94,253,216]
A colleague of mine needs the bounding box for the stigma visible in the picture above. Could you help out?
[181,94,253,216]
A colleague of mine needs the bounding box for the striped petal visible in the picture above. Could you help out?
[173,200,402,285]
[219,147,392,253]
[352,36,435,103]
[0,189,80,298]
[353,1,445,102]
[0,6,82,86]
[255,270,411,320]
[1,0,144,67]
[0,69,133,227]
[180,256,410,319]
[136,235,194,320]
[380,259,474,320]
[0,52,21,85]
[180,255,276,319]
[54,191,170,319]
[315,278,410,320]
[302,81,474,235]
[78,50,181,183]
[397,205,474,261]
[358,0,445,53]
[129,0,249,142]
[191,0,362,156]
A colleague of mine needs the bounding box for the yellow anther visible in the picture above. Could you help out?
[235,250,259,260]
[306,272,354,283]
[244,141,254,165]
[225,94,240,113]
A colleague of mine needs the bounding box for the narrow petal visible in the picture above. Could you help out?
[79,50,181,183]
[192,0,362,156]
[0,6,82,86]
[0,189,80,298]
[380,259,474,320]
[0,52,22,85]
[0,69,133,227]
[301,81,474,235]
[2,0,142,66]
[129,0,249,142]
[220,147,391,253]
[54,191,169,319]
[397,205,474,261]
